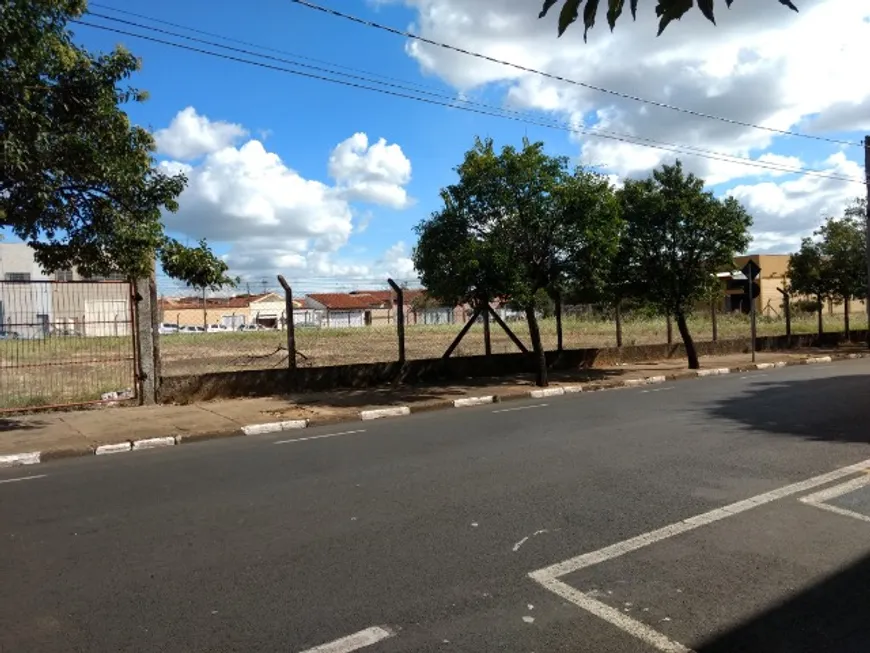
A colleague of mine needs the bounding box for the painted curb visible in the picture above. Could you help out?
[95,442,132,455]
[360,406,411,421]
[453,396,495,408]
[0,451,41,468]
[132,436,176,451]
[6,351,868,468]
[242,420,308,436]
[530,387,566,398]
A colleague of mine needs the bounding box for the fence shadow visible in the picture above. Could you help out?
[705,374,870,444]
[695,551,870,652]
[0,417,45,433]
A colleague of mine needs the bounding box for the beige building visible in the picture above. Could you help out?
[159,292,290,328]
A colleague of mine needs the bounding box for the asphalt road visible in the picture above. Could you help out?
[2,359,870,652]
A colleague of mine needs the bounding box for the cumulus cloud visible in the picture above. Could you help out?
[329,132,413,208]
[376,241,417,280]
[154,106,248,160]
[396,0,870,249]
[157,109,413,280]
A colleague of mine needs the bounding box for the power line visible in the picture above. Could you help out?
[73,19,864,184]
[291,0,862,149]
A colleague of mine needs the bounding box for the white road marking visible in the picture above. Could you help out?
[800,475,870,524]
[641,387,674,394]
[529,456,870,653]
[531,387,565,398]
[95,442,132,455]
[513,529,550,552]
[274,429,366,445]
[492,403,548,414]
[298,626,394,653]
[453,395,495,407]
[132,436,175,450]
[0,474,47,485]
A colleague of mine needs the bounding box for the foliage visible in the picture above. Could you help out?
[539,0,798,39]
[616,160,752,368]
[0,0,229,287]
[787,238,830,300]
[815,205,867,304]
[413,136,622,385]
[160,239,237,291]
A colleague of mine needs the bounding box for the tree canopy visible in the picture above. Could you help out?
[0,0,232,287]
[539,0,799,39]
[615,160,752,368]
[413,137,621,386]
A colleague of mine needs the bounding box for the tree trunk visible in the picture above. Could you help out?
[844,297,851,340]
[615,299,623,348]
[675,310,699,370]
[525,304,548,387]
[711,301,718,342]
[202,287,207,331]
[817,293,823,340]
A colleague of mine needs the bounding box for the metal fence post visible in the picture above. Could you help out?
[555,291,563,352]
[666,313,673,345]
[483,295,492,356]
[387,278,405,364]
[276,275,296,371]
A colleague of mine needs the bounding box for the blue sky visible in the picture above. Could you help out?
[5,0,869,293]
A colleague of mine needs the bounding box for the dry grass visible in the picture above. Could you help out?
[2,311,866,410]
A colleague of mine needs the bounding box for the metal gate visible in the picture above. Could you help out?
[0,280,137,412]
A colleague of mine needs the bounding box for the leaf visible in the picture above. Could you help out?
[656,0,695,36]
[539,0,560,18]
[583,0,600,40]
[558,0,582,36]
[698,0,715,24]
[607,0,625,29]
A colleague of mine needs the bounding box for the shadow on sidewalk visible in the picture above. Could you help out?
[0,417,45,432]
[695,551,870,652]
[705,374,870,444]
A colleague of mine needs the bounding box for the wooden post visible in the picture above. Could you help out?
[201,287,207,331]
[483,296,492,356]
[666,313,673,345]
[555,292,563,352]
[276,275,296,371]
[615,299,623,348]
[711,301,718,342]
[844,297,851,341]
[387,279,405,364]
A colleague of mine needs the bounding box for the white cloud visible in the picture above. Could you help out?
[157,109,414,280]
[395,0,870,249]
[329,132,413,208]
[377,241,417,280]
[155,106,248,160]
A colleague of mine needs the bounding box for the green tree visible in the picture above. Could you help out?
[540,0,798,39]
[616,160,752,369]
[414,137,621,386]
[816,205,867,338]
[1,0,232,287]
[787,238,830,340]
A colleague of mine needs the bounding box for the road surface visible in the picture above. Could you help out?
[2,358,870,652]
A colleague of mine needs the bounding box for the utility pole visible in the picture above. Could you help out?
[864,135,870,349]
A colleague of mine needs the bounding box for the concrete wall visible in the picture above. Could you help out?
[159,330,868,404]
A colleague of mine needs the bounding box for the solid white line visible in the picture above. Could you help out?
[530,387,565,398]
[274,429,366,445]
[298,626,394,653]
[529,457,870,653]
[642,387,674,394]
[532,576,692,653]
[492,403,548,414]
[0,474,47,485]
[0,452,41,467]
[532,456,870,579]
[800,476,870,523]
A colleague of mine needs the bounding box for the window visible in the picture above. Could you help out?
[55,269,74,282]
[4,272,31,282]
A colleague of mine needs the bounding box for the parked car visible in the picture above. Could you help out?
[178,325,205,334]
[158,323,179,335]
[0,330,20,340]
[238,323,264,332]
[206,324,231,333]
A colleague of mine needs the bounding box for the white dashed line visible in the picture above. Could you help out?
[492,403,549,414]
[274,429,366,445]
[0,474,47,485]
[297,626,395,653]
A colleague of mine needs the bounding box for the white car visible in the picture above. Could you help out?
[238,323,264,332]
[178,325,205,334]
[206,324,230,333]
[158,323,179,335]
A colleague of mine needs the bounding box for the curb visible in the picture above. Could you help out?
[2,351,867,469]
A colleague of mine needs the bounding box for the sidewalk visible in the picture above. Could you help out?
[0,349,859,465]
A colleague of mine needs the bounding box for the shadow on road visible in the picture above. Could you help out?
[706,373,870,443]
[695,551,870,652]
